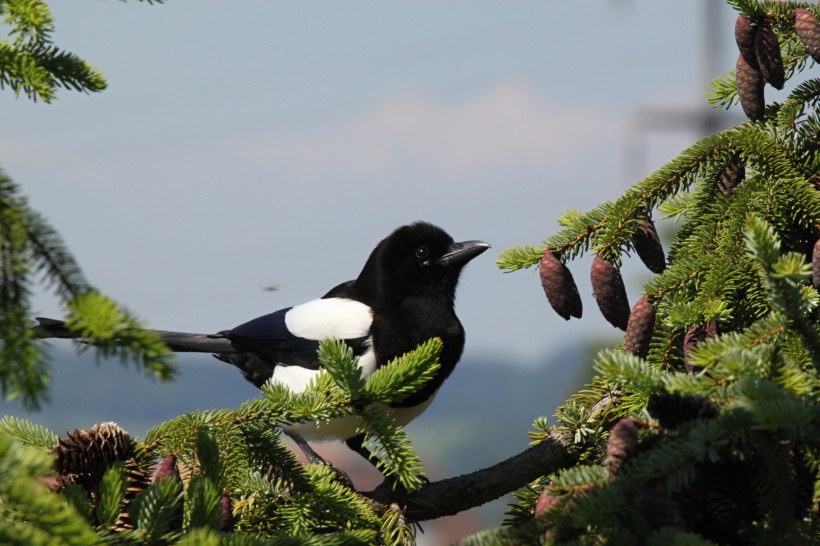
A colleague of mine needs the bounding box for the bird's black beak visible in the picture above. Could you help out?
[435,240,491,267]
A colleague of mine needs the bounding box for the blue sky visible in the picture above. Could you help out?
[3,1,746,365]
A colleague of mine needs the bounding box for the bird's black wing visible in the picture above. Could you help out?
[223,307,322,368]
[217,298,374,389]
[216,307,321,388]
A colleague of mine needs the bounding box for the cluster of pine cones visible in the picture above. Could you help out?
[539,8,820,372]
[539,212,668,362]
[737,8,820,120]
[53,422,233,532]
[534,393,814,543]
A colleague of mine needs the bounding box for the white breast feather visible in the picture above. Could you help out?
[273,347,377,393]
[278,298,405,442]
[285,298,373,340]
[284,387,439,442]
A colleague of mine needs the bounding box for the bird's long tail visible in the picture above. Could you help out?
[34,317,238,355]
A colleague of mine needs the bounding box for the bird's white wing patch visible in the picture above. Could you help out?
[284,298,373,340]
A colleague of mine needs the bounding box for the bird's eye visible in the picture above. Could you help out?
[415,246,430,260]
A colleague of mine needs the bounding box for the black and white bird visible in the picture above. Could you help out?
[38,221,489,470]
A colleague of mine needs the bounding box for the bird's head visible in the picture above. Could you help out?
[352,222,490,306]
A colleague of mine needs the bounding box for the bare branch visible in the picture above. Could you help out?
[361,428,579,522]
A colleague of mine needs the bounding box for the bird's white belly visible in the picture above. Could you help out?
[283,394,437,441]
[275,344,438,442]
[271,346,377,392]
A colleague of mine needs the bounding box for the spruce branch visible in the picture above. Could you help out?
[25,44,105,93]
[745,215,820,364]
[95,462,127,528]
[64,291,177,382]
[364,337,442,404]
[1,170,172,409]
[318,338,367,400]
[498,130,738,270]
[129,476,184,540]
[358,405,426,492]
[0,415,58,450]
[24,207,89,302]
[0,0,123,102]
[0,435,102,545]
[0,0,55,46]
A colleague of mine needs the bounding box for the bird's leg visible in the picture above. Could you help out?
[287,432,331,466]
[345,433,374,464]
[286,432,354,487]
[346,433,428,509]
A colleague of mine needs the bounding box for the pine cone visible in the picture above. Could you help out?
[812,239,820,289]
[754,17,785,90]
[591,255,630,330]
[717,158,745,195]
[140,454,184,533]
[735,13,758,70]
[220,495,235,532]
[632,214,666,274]
[539,249,582,320]
[533,488,558,539]
[795,8,820,62]
[683,320,717,373]
[54,422,151,533]
[605,418,638,478]
[534,488,558,516]
[736,53,765,121]
[152,454,182,484]
[112,459,152,532]
[624,295,655,358]
[646,391,718,429]
[55,422,135,493]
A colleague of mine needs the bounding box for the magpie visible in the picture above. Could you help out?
[37,221,489,472]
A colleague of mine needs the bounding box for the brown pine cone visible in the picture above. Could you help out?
[591,255,630,330]
[796,8,820,62]
[152,454,181,484]
[812,239,820,289]
[53,422,151,533]
[632,215,666,274]
[754,17,785,89]
[624,295,655,358]
[735,14,758,69]
[717,158,745,195]
[736,54,765,121]
[534,488,558,516]
[539,249,582,320]
[55,422,135,493]
[683,320,717,373]
[113,459,152,532]
[220,495,235,532]
[606,418,638,478]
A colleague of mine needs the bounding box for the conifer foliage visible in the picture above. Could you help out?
[0,338,442,545]
[0,0,109,102]
[489,1,820,543]
[0,0,174,418]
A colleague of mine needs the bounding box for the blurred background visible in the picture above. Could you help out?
[1,1,777,542]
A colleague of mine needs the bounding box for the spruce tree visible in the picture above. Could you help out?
[2,1,820,544]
